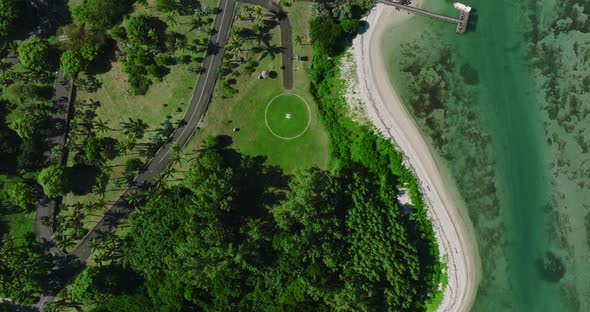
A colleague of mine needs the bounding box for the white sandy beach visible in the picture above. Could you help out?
[344,3,478,311]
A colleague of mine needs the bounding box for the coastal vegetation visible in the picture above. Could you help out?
[1,0,443,310]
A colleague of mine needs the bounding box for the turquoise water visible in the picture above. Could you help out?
[382,0,590,310]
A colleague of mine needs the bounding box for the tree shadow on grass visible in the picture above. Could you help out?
[220,147,289,219]
[86,39,118,76]
[66,164,99,195]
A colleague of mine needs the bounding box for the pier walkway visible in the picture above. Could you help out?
[375,0,470,33]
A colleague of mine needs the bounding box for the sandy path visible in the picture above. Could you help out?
[346,4,478,311]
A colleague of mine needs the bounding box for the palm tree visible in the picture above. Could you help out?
[88,238,100,253]
[125,191,145,211]
[94,250,109,267]
[168,143,183,165]
[121,118,149,140]
[253,29,272,45]
[101,232,121,257]
[190,15,203,31]
[92,179,107,197]
[40,216,57,230]
[165,13,178,26]
[294,35,304,45]
[255,18,266,30]
[176,36,188,52]
[93,118,110,135]
[151,173,166,190]
[71,201,85,213]
[243,6,254,21]
[68,205,86,238]
[87,98,100,110]
[115,140,129,156]
[252,6,264,24]
[252,43,284,61]
[96,196,109,209]
[99,162,113,177]
[160,166,176,181]
[230,26,242,40]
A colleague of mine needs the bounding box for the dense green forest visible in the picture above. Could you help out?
[59,139,441,311]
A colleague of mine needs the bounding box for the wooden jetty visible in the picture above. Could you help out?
[375,0,471,34]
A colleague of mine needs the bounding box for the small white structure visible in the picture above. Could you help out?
[261,70,270,79]
[453,2,471,12]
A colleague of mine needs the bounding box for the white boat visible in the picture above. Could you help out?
[453,2,472,12]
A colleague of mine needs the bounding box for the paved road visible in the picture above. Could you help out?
[33,0,238,309]
[32,71,73,310]
[242,0,293,89]
[35,72,72,257]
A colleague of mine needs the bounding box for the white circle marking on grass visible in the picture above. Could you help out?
[264,93,312,140]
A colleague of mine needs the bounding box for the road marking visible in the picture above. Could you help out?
[159,0,233,164]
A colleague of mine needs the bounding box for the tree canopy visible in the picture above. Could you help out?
[17,38,52,72]
[127,15,161,47]
[121,147,440,311]
[7,181,37,209]
[309,18,343,56]
[37,165,66,198]
[0,0,17,37]
[0,235,48,304]
[60,50,84,76]
[72,0,134,30]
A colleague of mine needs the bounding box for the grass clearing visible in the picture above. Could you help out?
[265,93,310,139]
[174,2,329,174]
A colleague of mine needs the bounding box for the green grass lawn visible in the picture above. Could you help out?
[0,175,35,247]
[265,93,311,139]
[174,2,329,174]
[0,210,35,246]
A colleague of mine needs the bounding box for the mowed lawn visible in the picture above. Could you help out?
[176,2,329,174]
[265,94,311,139]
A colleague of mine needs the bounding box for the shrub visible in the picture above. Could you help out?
[17,38,52,72]
[84,136,107,165]
[37,165,65,198]
[60,50,84,76]
[8,181,37,209]
[340,19,360,34]
[220,80,237,98]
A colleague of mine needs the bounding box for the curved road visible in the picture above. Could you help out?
[34,0,296,309]
[34,0,238,308]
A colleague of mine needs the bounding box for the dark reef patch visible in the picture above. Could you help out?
[536,251,566,283]
[460,63,479,85]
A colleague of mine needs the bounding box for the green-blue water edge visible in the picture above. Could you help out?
[382,0,590,310]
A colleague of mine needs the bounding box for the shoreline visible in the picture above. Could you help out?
[345,4,478,311]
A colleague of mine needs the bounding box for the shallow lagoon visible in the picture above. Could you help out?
[382,0,590,310]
